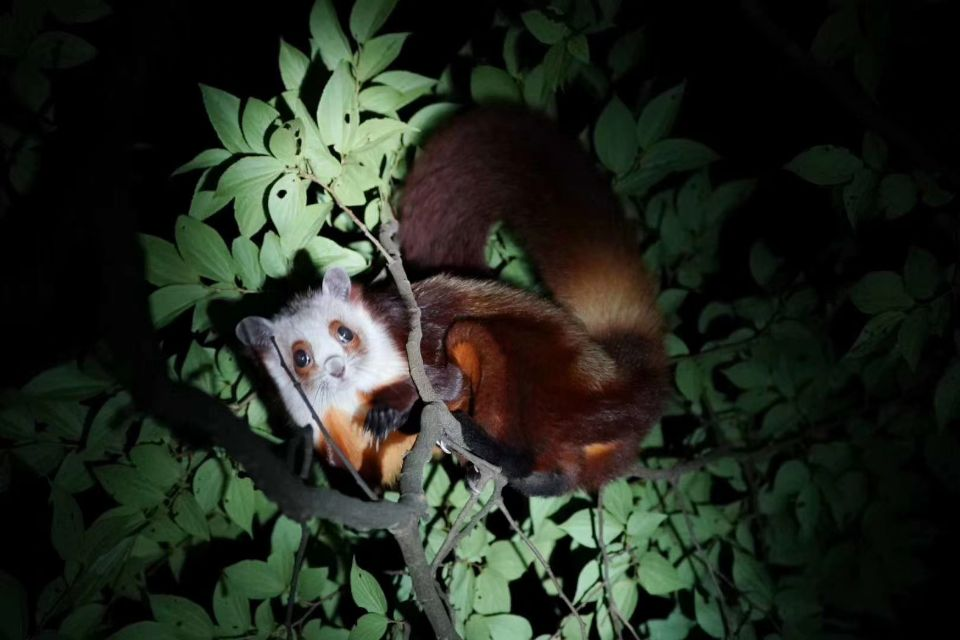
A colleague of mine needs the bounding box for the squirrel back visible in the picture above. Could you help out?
[399,107,664,374]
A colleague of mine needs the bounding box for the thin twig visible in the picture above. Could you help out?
[300,172,395,264]
[269,336,378,500]
[497,502,587,640]
[430,472,505,572]
[285,523,311,639]
[670,478,730,637]
[596,492,640,640]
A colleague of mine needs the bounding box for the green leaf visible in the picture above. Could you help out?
[193,457,226,513]
[224,474,255,536]
[646,607,694,640]
[351,558,387,614]
[233,189,268,238]
[241,98,280,155]
[373,69,435,93]
[642,138,719,174]
[107,622,179,640]
[189,172,232,221]
[151,594,215,640]
[594,96,638,175]
[558,509,597,548]
[310,0,352,70]
[51,488,83,560]
[232,237,266,291]
[255,600,276,637]
[600,479,633,524]
[279,39,310,91]
[732,550,773,609]
[749,241,782,288]
[54,451,94,493]
[636,82,684,149]
[130,444,181,491]
[567,35,589,63]
[473,569,511,615]
[358,85,404,114]
[521,10,569,44]
[173,148,231,176]
[784,145,861,185]
[267,173,307,240]
[935,361,960,429]
[694,592,723,639]
[22,362,110,401]
[305,237,367,275]
[213,579,251,635]
[298,567,332,602]
[318,61,356,150]
[486,614,533,640]
[94,464,167,508]
[59,603,106,640]
[843,168,879,227]
[471,65,521,105]
[216,156,285,199]
[862,131,887,170]
[675,359,702,404]
[405,102,459,146]
[140,234,200,286]
[271,516,302,557]
[356,33,408,82]
[485,541,526,582]
[270,120,301,162]
[260,231,291,279]
[637,551,687,595]
[50,0,112,23]
[349,0,398,43]
[612,580,639,621]
[224,560,285,600]
[849,271,913,314]
[348,613,388,640]
[722,361,770,389]
[28,31,96,69]
[626,511,666,540]
[573,559,599,603]
[878,173,918,218]
[903,246,939,300]
[200,85,249,154]
[845,311,904,359]
[608,28,644,80]
[175,215,237,283]
[172,493,210,541]
[897,307,929,370]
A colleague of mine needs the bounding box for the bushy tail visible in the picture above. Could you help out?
[398,107,664,372]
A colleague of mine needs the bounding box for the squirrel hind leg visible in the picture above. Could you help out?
[453,412,575,496]
[454,411,533,479]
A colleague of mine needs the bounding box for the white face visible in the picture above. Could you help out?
[237,268,408,443]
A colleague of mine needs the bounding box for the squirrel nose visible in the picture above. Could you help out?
[324,356,345,378]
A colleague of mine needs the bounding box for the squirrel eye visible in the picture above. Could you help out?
[293,348,311,369]
[337,325,354,343]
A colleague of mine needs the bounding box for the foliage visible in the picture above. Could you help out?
[2,0,959,639]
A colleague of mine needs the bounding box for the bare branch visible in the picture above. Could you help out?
[596,492,640,640]
[497,502,586,640]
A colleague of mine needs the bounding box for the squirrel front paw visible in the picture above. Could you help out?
[363,403,409,442]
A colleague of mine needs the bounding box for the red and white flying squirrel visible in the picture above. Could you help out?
[236,107,666,496]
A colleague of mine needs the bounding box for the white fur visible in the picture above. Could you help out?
[260,289,408,448]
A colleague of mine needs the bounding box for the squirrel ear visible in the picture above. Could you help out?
[322,267,351,301]
[236,316,274,350]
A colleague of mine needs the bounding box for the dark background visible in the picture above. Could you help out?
[2,0,959,636]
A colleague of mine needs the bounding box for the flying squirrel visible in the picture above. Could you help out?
[236,107,667,496]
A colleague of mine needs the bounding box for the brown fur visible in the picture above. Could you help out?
[395,108,667,494]
[321,108,666,495]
